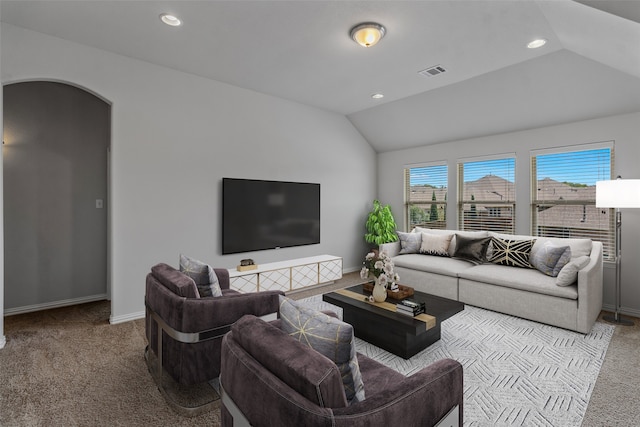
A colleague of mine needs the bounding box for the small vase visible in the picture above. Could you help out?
[372,278,387,303]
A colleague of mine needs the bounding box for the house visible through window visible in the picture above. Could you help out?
[531,144,614,261]
[405,163,447,230]
[457,155,516,233]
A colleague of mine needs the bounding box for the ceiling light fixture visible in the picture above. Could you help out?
[371,93,384,99]
[160,13,182,27]
[350,22,386,48]
[527,38,547,49]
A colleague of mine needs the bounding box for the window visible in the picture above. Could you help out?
[457,155,516,233]
[404,163,447,231]
[531,144,614,260]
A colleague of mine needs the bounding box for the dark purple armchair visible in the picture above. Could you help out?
[144,263,283,415]
[220,314,463,427]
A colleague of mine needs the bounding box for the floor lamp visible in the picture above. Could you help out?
[596,177,640,326]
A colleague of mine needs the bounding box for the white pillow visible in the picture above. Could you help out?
[419,233,453,257]
[555,256,591,287]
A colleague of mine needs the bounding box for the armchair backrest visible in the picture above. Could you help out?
[221,315,346,427]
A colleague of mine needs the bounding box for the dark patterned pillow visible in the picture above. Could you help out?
[397,231,421,254]
[279,296,365,405]
[419,233,453,257]
[179,254,223,297]
[452,234,491,264]
[489,238,535,268]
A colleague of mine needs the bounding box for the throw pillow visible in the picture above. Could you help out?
[452,234,491,264]
[179,254,223,297]
[279,296,365,405]
[489,238,536,269]
[556,256,591,286]
[553,246,573,277]
[530,241,572,277]
[397,231,422,255]
[419,233,453,257]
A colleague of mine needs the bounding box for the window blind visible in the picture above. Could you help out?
[404,163,448,231]
[457,156,515,233]
[531,145,614,261]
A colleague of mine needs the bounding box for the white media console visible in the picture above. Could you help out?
[228,255,342,293]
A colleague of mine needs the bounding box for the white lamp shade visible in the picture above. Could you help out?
[596,179,640,208]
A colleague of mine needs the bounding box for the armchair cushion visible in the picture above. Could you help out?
[179,254,223,297]
[279,296,365,404]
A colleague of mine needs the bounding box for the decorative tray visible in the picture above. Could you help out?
[362,282,414,300]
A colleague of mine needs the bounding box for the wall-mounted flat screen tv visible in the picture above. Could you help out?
[222,178,320,254]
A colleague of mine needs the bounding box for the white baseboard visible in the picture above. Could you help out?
[110,310,145,325]
[0,335,6,349]
[4,294,108,316]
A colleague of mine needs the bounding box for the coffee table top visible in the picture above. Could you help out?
[323,284,464,333]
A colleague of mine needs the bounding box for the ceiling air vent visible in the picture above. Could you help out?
[418,65,447,77]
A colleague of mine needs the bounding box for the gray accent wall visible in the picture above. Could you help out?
[378,112,640,318]
[0,23,377,324]
[3,81,109,310]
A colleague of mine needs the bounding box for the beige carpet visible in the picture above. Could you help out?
[1,272,637,426]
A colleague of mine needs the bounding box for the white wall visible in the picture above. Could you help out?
[1,23,377,324]
[378,112,640,317]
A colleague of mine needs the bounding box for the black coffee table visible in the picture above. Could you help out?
[323,284,464,359]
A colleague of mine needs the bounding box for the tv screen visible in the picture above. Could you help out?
[222,178,320,254]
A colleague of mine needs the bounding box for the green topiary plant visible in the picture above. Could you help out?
[365,200,399,245]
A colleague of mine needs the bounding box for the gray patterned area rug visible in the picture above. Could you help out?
[299,296,614,427]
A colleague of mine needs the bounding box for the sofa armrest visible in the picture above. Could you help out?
[181,290,284,333]
[379,241,401,258]
[576,241,604,333]
[332,358,463,426]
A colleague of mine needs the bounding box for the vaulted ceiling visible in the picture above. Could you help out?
[2,0,639,152]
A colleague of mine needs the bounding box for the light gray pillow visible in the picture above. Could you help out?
[397,231,422,254]
[530,241,571,277]
[556,256,590,286]
[279,296,365,405]
[419,233,453,257]
[179,254,223,297]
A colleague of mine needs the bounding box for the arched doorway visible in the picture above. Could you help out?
[3,81,110,315]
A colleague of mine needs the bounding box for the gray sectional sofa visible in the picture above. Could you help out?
[380,228,603,334]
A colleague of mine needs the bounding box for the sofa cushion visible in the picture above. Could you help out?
[230,314,349,409]
[458,263,578,299]
[419,233,453,257]
[179,254,223,297]
[556,256,591,287]
[279,296,365,404]
[530,241,572,277]
[392,253,476,277]
[488,237,535,268]
[397,231,422,255]
[453,234,491,264]
[150,263,199,298]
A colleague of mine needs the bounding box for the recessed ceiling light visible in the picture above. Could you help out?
[371,93,384,99]
[527,39,547,49]
[160,13,181,27]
